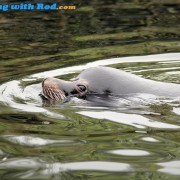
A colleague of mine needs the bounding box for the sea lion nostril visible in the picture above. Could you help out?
[70,89,78,95]
[63,90,68,96]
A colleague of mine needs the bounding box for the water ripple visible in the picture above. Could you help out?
[29,53,180,79]
[0,157,132,179]
[107,149,150,156]
[157,160,180,175]
[77,111,180,129]
[2,135,85,147]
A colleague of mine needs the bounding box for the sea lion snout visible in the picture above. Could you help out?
[42,78,66,101]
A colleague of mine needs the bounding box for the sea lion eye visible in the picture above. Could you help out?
[77,84,86,92]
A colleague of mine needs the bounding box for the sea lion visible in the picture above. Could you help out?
[41,66,180,101]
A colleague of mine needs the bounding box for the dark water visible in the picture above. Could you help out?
[0,0,180,179]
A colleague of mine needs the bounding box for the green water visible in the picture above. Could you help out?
[0,0,180,179]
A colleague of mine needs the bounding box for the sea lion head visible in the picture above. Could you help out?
[42,77,88,102]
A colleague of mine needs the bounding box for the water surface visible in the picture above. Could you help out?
[0,0,180,179]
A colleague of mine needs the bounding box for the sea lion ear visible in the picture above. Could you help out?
[77,84,87,92]
[73,84,88,98]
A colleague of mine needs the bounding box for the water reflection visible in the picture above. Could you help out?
[157,161,180,175]
[2,135,84,147]
[44,161,132,173]
[0,157,132,178]
[107,149,150,156]
[141,137,159,142]
[0,158,43,170]
[78,111,180,129]
[173,108,180,115]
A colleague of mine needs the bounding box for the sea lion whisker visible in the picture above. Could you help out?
[51,89,63,101]
[47,88,54,99]
[43,88,49,98]
[55,91,63,100]
[45,87,57,100]
[53,88,66,101]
